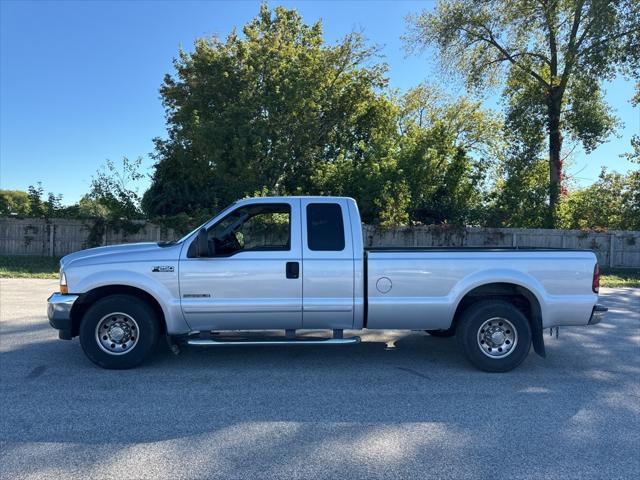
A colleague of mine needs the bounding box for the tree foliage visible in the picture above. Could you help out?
[142,5,501,227]
[487,158,551,228]
[6,4,638,233]
[396,84,500,225]
[559,168,640,230]
[398,83,505,162]
[26,183,64,218]
[0,190,30,216]
[143,5,395,218]
[86,157,145,221]
[622,82,640,164]
[264,87,496,227]
[407,0,640,226]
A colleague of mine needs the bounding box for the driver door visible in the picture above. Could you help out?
[179,199,302,331]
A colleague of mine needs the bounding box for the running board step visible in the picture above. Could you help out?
[186,337,360,347]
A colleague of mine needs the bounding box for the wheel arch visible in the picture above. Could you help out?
[451,282,546,357]
[70,285,167,338]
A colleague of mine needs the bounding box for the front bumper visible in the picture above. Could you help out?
[47,292,79,339]
[588,304,608,325]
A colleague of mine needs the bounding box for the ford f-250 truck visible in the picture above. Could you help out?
[48,196,607,372]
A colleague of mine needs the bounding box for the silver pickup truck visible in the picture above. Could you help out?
[48,196,606,372]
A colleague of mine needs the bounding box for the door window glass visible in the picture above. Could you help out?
[208,204,290,256]
[306,203,345,251]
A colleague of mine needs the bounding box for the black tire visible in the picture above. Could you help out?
[79,294,160,369]
[426,328,456,338]
[456,299,531,372]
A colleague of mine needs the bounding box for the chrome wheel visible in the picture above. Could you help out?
[95,312,139,355]
[477,317,517,359]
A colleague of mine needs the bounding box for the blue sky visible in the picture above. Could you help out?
[1,0,638,205]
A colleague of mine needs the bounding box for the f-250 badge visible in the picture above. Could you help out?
[152,265,175,273]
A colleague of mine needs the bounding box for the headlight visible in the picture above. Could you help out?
[60,270,68,294]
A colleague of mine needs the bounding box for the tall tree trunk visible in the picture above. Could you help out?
[547,95,563,228]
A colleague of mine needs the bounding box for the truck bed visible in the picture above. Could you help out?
[364,248,598,330]
[365,247,592,252]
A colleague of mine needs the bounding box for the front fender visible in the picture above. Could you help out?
[70,268,190,335]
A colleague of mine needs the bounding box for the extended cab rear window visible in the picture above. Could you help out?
[306,203,345,251]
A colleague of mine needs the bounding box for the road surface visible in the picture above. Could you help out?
[1,279,638,479]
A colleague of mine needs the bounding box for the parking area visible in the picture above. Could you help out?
[0,278,639,479]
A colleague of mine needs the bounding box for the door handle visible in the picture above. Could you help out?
[286,261,299,279]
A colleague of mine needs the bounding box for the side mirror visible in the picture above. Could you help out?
[196,228,209,257]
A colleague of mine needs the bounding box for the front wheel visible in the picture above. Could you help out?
[79,294,160,369]
[456,300,531,372]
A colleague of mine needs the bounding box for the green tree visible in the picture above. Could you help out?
[0,190,30,216]
[143,5,395,217]
[308,85,496,226]
[559,168,640,230]
[398,83,505,163]
[486,74,551,228]
[486,157,551,228]
[44,192,63,218]
[622,82,640,164]
[407,0,640,226]
[24,183,64,218]
[87,157,145,221]
[27,183,45,217]
[307,132,404,225]
[396,85,497,225]
[77,196,110,218]
[397,124,487,225]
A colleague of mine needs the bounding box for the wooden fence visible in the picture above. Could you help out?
[0,218,175,257]
[1,217,639,267]
[362,225,640,268]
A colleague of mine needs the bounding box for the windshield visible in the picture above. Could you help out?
[175,202,237,244]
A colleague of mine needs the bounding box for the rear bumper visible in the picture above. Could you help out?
[47,293,79,339]
[588,304,608,325]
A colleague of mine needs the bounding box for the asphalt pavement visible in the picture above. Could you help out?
[1,279,639,479]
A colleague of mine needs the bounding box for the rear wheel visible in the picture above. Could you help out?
[79,294,159,369]
[456,299,531,372]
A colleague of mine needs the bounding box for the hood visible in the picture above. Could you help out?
[61,242,181,268]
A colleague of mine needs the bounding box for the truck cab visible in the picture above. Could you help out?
[179,196,362,332]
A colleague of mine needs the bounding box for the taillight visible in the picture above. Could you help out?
[592,264,600,293]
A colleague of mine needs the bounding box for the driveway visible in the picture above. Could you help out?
[1,279,638,479]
